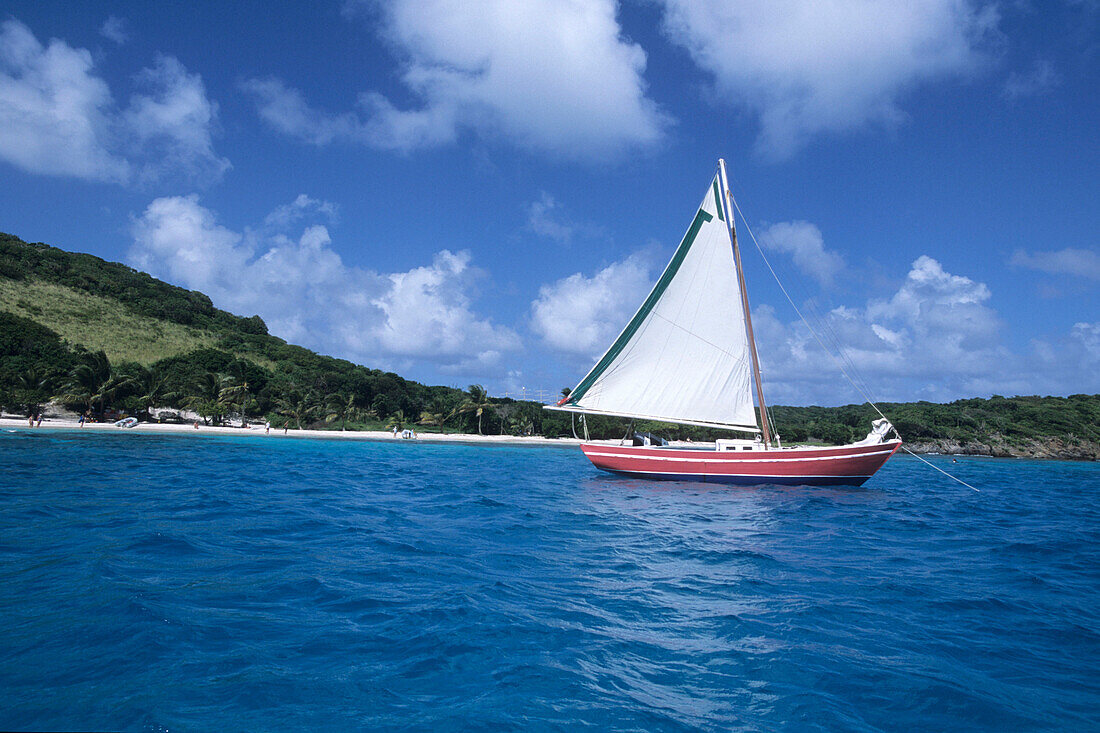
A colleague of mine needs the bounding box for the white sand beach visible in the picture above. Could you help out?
[0,415,626,447]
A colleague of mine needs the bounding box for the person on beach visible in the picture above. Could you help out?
[28,414,34,427]
[78,413,85,427]
[36,414,43,427]
[193,421,199,429]
[265,420,271,434]
[284,421,289,435]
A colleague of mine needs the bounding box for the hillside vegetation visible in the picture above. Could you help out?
[0,278,220,365]
[0,232,1096,458]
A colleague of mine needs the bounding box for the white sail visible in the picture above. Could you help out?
[555,168,758,432]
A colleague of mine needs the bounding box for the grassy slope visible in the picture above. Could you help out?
[0,277,219,365]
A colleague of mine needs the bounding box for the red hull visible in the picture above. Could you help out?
[580,440,902,487]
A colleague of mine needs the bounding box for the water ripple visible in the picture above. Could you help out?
[0,429,1097,731]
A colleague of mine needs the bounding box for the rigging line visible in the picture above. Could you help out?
[801,292,880,403]
[728,193,892,426]
[724,175,879,404]
[900,446,981,492]
[725,176,981,493]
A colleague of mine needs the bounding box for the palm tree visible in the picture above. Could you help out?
[452,384,492,435]
[219,377,252,427]
[385,409,407,432]
[98,371,136,414]
[59,350,113,416]
[418,409,446,429]
[131,365,175,419]
[276,390,318,430]
[417,396,454,432]
[325,392,362,431]
[186,371,235,425]
[17,367,55,417]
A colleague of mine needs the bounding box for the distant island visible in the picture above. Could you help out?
[1,232,1097,460]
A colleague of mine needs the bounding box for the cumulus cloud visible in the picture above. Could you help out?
[753,256,1029,404]
[759,220,845,287]
[245,0,666,157]
[0,19,227,185]
[128,195,517,374]
[530,251,655,356]
[657,0,998,158]
[532,245,1098,402]
[1029,321,1100,396]
[1011,247,1100,280]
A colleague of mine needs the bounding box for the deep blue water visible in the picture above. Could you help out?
[1,429,1097,732]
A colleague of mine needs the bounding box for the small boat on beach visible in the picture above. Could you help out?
[547,160,901,486]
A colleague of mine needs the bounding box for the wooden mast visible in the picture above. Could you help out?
[718,159,772,447]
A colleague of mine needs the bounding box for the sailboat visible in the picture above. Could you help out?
[546,160,901,487]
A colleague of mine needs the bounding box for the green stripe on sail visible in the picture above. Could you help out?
[568,207,714,404]
[712,178,724,221]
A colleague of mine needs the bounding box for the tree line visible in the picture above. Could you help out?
[2,308,1098,445]
[0,311,566,434]
[1,232,1098,447]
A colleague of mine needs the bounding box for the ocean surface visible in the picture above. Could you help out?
[0,429,1097,732]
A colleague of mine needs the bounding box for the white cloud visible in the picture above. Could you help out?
[527,192,573,243]
[370,250,519,370]
[100,16,128,46]
[123,56,230,185]
[1070,322,1100,361]
[657,0,998,158]
[1028,321,1100,396]
[263,193,338,230]
[246,0,666,157]
[241,77,361,147]
[532,240,1097,403]
[753,256,1027,403]
[530,252,655,356]
[0,19,129,182]
[129,195,517,374]
[1003,59,1061,99]
[0,19,226,185]
[1011,247,1100,280]
[759,220,844,287]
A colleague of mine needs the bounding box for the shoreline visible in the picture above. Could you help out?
[5,416,1094,460]
[0,415,615,448]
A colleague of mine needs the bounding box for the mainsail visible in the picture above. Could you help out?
[554,168,759,432]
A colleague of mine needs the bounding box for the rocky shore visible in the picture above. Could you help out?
[904,435,1099,461]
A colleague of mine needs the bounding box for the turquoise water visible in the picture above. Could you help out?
[1,429,1097,731]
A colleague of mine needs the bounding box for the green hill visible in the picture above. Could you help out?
[0,231,1096,458]
[0,231,503,433]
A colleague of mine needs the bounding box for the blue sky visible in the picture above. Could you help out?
[1,0,1097,405]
